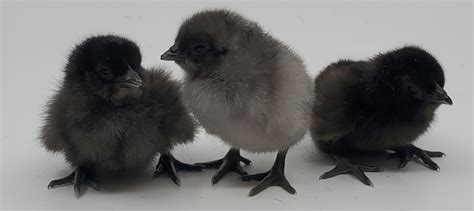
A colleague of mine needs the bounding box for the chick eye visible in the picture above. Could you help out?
[193,44,209,54]
[98,67,112,79]
[407,85,418,94]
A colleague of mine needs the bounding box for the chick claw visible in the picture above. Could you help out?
[241,150,296,197]
[241,169,296,197]
[153,153,204,186]
[194,148,251,185]
[320,156,382,187]
[388,144,445,171]
[47,166,98,198]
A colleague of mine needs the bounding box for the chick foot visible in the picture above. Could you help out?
[47,166,98,198]
[195,148,251,185]
[241,150,296,197]
[387,144,445,171]
[320,155,382,186]
[153,152,204,186]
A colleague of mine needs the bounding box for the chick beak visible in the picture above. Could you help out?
[118,67,142,88]
[428,83,453,105]
[161,45,185,61]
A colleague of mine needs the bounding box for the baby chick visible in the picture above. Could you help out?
[40,35,202,197]
[310,46,452,186]
[161,10,314,196]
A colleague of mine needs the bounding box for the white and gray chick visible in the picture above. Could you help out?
[161,9,314,196]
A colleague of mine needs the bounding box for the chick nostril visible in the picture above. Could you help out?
[169,46,179,53]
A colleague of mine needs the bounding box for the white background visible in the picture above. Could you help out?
[1,0,472,210]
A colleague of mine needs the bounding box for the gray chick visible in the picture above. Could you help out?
[311,46,452,186]
[40,35,202,197]
[161,9,314,196]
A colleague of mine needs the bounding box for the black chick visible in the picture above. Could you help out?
[310,46,452,186]
[40,35,202,197]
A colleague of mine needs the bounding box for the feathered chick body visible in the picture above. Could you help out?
[40,35,200,197]
[162,10,313,196]
[176,10,313,153]
[181,31,312,153]
[311,46,452,185]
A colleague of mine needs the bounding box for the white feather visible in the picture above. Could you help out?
[183,46,314,153]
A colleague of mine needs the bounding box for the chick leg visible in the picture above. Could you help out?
[195,148,251,185]
[153,152,204,186]
[47,166,98,198]
[320,155,382,187]
[387,144,445,171]
[241,150,296,197]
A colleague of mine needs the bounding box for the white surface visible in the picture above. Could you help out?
[1,0,472,210]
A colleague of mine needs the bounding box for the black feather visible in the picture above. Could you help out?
[311,46,450,185]
[40,35,198,196]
